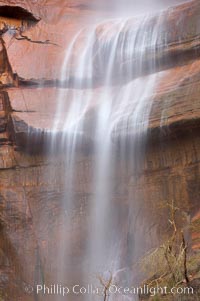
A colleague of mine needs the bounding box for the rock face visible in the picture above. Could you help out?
[0,1,200,300]
[192,211,200,250]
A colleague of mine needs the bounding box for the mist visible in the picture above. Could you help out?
[91,0,191,16]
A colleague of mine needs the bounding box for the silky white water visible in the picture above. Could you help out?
[50,10,166,301]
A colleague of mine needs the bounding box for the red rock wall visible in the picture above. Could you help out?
[0,1,199,300]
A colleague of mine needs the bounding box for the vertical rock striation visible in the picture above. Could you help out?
[0,1,199,300]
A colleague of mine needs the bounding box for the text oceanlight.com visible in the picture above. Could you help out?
[25,284,194,297]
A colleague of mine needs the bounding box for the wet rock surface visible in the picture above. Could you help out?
[6,58,200,149]
[0,0,199,300]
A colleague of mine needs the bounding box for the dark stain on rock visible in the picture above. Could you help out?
[0,5,40,22]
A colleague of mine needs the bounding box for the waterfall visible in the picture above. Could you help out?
[50,11,165,301]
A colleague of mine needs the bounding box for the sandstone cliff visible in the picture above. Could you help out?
[0,1,199,300]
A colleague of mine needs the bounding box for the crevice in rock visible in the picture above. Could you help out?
[18,78,57,87]
[12,109,36,113]
[15,33,59,46]
[0,5,40,22]
[0,37,14,85]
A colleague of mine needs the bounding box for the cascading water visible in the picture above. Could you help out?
[50,9,166,301]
